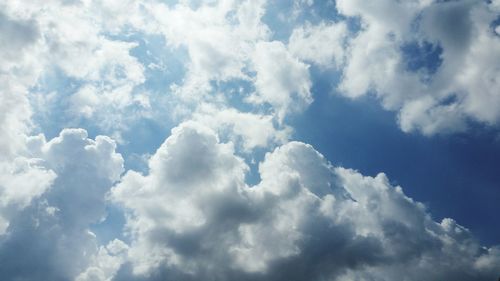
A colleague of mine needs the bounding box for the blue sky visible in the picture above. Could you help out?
[1,0,500,280]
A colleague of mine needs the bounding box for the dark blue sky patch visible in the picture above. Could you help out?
[491,15,500,36]
[400,41,443,76]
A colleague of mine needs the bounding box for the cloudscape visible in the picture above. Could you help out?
[0,0,500,280]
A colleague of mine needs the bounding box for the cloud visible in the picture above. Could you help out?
[1,1,499,281]
[249,41,312,121]
[0,10,42,159]
[192,104,292,151]
[0,128,124,281]
[145,0,313,122]
[76,239,129,281]
[148,0,269,103]
[1,0,147,134]
[334,0,500,135]
[109,122,500,281]
[288,21,348,68]
[0,158,56,234]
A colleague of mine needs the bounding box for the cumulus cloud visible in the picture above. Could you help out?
[0,158,56,234]
[145,0,314,122]
[192,104,292,151]
[289,21,348,68]
[249,41,312,121]
[0,0,147,134]
[1,1,499,281]
[0,9,42,159]
[148,0,269,102]
[0,129,124,281]
[109,122,500,281]
[334,0,500,135]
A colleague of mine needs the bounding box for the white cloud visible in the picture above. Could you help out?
[0,0,147,134]
[76,239,129,281]
[0,128,124,280]
[109,122,500,281]
[148,0,269,102]
[289,21,348,68]
[250,41,312,121]
[1,1,499,280]
[0,158,56,234]
[110,122,250,275]
[0,10,42,159]
[335,0,500,135]
[192,104,292,151]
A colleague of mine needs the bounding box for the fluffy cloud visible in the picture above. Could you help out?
[147,0,313,122]
[192,104,292,151]
[110,122,251,276]
[1,0,147,134]
[0,10,54,235]
[109,122,500,281]
[1,1,499,281]
[0,10,42,159]
[289,21,348,68]
[148,0,269,102]
[0,129,124,281]
[334,0,500,135]
[250,41,312,121]
[0,158,56,234]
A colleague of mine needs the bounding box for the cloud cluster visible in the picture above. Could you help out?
[332,0,500,135]
[107,122,500,281]
[0,0,147,135]
[0,1,499,281]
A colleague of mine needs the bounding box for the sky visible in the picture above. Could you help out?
[0,0,500,281]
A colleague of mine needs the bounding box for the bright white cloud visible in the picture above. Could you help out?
[76,239,129,281]
[192,104,292,151]
[335,0,500,135]
[0,0,147,135]
[148,0,269,102]
[109,122,500,281]
[250,41,312,121]
[289,21,348,68]
[0,158,56,234]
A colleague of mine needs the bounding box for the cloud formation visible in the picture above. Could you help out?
[109,122,500,281]
[334,0,500,135]
[0,129,123,280]
[0,1,499,281]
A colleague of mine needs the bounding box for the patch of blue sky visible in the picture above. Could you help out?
[131,34,188,92]
[244,146,268,186]
[118,118,170,172]
[262,0,346,42]
[90,205,129,245]
[400,40,443,81]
